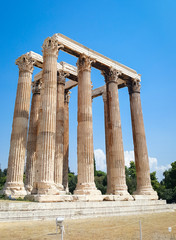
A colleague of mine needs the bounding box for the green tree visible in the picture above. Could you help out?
[163,161,176,189]
[150,171,160,192]
[68,172,77,194]
[94,154,97,177]
[157,162,176,203]
[0,168,7,190]
[125,161,137,194]
[94,171,107,194]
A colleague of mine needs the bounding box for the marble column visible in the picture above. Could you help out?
[102,68,132,199]
[25,80,41,193]
[102,91,111,194]
[128,79,158,199]
[34,37,60,195]
[63,90,70,192]
[54,71,67,191]
[3,54,35,197]
[32,78,43,194]
[74,54,101,195]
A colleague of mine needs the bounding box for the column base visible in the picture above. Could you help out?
[55,183,64,191]
[74,183,101,195]
[65,187,70,194]
[110,185,133,200]
[113,190,134,201]
[133,187,158,200]
[2,182,27,198]
[32,181,65,195]
[25,184,33,195]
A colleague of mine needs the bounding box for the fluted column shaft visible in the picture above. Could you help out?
[32,78,43,194]
[34,37,59,195]
[103,69,131,199]
[54,71,67,190]
[102,92,111,194]
[25,80,41,193]
[63,90,70,192]
[74,54,101,195]
[128,80,157,198]
[4,54,34,197]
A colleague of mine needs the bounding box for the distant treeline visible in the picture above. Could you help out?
[1,161,176,203]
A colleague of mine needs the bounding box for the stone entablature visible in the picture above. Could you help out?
[3,34,157,201]
[53,33,141,81]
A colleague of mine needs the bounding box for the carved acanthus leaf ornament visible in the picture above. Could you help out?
[101,68,122,84]
[77,54,95,72]
[42,37,63,58]
[16,54,35,73]
[57,70,69,85]
[127,79,141,94]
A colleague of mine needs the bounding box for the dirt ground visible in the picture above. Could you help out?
[0,212,176,240]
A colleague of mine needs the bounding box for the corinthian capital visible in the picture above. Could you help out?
[127,79,141,94]
[77,54,95,72]
[32,80,42,94]
[16,54,35,73]
[42,37,63,58]
[101,68,122,84]
[57,70,69,85]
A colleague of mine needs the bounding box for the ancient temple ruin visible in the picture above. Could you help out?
[3,34,158,202]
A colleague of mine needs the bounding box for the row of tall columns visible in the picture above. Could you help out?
[102,71,157,198]
[102,69,132,199]
[29,76,70,195]
[3,37,71,197]
[3,35,157,199]
[127,80,157,197]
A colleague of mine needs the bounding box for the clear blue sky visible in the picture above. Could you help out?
[0,0,175,180]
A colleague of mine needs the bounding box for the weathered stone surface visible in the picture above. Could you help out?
[0,200,172,222]
[128,80,158,199]
[54,71,67,191]
[3,53,35,197]
[53,33,141,81]
[102,92,111,194]
[25,80,41,193]
[4,34,157,205]
[74,54,101,196]
[133,194,158,200]
[102,69,132,200]
[63,90,70,192]
[32,37,60,195]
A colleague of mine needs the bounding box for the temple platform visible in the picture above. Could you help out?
[0,199,174,222]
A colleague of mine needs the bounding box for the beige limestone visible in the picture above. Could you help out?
[102,92,111,194]
[74,54,101,195]
[0,200,171,222]
[32,78,43,194]
[128,80,158,199]
[4,34,157,204]
[33,37,60,195]
[102,69,132,200]
[25,80,41,193]
[3,54,35,197]
[53,33,141,81]
[63,90,70,192]
[54,71,67,191]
